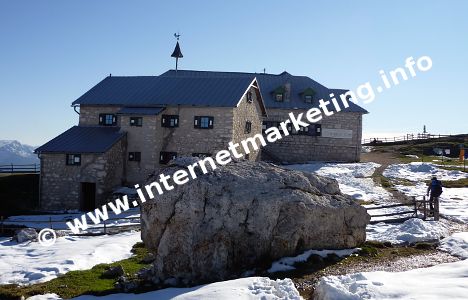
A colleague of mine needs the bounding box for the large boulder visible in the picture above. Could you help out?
[14,228,38,243]
[140,160,370,283]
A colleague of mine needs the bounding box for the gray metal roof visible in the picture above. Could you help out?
[35,126,125,154]
[72,76,256,108]
[117,107,165,115]
[160,70,368,114]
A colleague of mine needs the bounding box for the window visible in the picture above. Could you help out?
[128,152,141,161]
[192,153,212,158]
[194,116,214,129]
[161,115,179,128]
[130,117,143,127]
[309,124,322,136]
[304,95,313,103]
[262,121,280,134]
[247,91,253,103]
[66,154,81,166]
[275,93,284,102]
[160,151,177,164]
[99,114,117,126]
[245,121,252,134]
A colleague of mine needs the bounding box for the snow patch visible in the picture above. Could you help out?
[315,260,468,300]
[383,162,466,182]
[366,218,449,244]
[287,162,391,202]
[268,248,359,273]
[439,232,468,259]
[0,231,141,285]
[27,277,303,300]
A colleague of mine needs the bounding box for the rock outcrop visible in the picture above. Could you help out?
[140,160,370,283]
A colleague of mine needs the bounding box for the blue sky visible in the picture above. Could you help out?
[1,0,467,146]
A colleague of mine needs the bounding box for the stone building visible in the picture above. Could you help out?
[161,70,368,163]
[36,70,367,211]
[35,76,266,210]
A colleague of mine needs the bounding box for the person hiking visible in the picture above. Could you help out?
[426,176,443,213]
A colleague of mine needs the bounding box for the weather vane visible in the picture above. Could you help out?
[171,32,183,72]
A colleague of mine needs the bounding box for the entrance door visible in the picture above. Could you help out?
[81,182,96,211]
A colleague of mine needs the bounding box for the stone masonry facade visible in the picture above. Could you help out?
[263,110,362,163]
[39,137,126,210]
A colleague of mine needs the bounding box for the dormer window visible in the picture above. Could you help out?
[302,88,316,103]
[273,86,286,102]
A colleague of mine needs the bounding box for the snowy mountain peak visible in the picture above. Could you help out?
[0,140,39,165]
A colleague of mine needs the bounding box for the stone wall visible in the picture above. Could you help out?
[119,114,160,184]
[232,86,264,161]
[263,109,363,163]
[79,105,121,126]
[40,137,126,210]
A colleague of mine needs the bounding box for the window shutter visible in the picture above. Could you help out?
[112,116,116,125]
[174,117,178,125]
[209,117,214,129]
[99,115,104,125]
[194,117,199,128]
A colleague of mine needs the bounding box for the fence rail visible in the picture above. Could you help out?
[0,215,141,236]
[362,134,452,145]
[368,195,439,224]
[0,164,40,173]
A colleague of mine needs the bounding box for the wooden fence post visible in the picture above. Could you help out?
[434,197,440,221]
[103,221,107,234]
[423,196,427,220]
[49,217,52,229]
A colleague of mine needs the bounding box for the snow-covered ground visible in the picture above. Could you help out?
[439,232,468,259]
[287,162,391,203]
[27,277,303,300]
[268,248,359,273]
[314,259,468,300]
[3,208,141,231]
[366,218,449,244]
[0,231,141,285]
[383,162,468,224]
[383,162,466,182]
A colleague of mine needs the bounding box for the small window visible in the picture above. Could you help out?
[161,115,179,128]
[304,95,313,103]
[99,114,117,126]
[262,121,280,134]
[309,124,322,136]
[66,154,81,166]
[194,116,214,129]
[128,152,141,161]
[245,121,252,134]
[275,93,284,102]
[247,91,253,103]
[130,117,143,127]
[160,151,177,164]
[192,153,212,158]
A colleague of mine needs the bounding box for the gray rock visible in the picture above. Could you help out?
[14,228,37,243]
[141,160,370,283]
[102,265,124,278]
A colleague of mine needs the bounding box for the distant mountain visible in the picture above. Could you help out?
[0,140,39,165]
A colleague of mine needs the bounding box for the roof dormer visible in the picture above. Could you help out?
[301,87,316,103]
[273,86,286,102]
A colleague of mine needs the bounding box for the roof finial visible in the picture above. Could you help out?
[171,32,183,72]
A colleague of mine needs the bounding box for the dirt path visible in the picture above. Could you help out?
[361,150,412,203]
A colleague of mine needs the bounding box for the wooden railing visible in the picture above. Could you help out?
[0,164,40,173]
[367,196,439,224]
[362,134,452,145]
[0,216,141,236]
